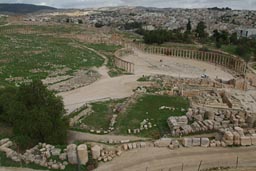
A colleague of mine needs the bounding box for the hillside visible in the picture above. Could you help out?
[0,3,56,14]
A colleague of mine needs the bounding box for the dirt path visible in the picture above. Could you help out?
[95,146,256,171]
[124,49,233,81]
[67,130,149,144]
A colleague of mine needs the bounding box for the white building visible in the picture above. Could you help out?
[237,28,256,39]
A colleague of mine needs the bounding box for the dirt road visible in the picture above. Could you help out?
[95,146,256,171]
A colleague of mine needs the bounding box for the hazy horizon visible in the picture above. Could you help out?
[0,0,255,10]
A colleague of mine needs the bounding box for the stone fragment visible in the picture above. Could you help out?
[241,136,251,146]
[51,164,60,170]
[67,144,78,164]
[77,144,88,165]
[123,144,128,151]
[182,138,192,147]
[233,132,241,145]
[223,131,233,146]
[192,138,200,146]
[132,143,137,149]
[51,148,61,156]
[154,138,172,147]
[140,142,146,148]
[91,145,101,159]
[200,138,209,147]
[251,136,256,145]
[128,143,133,150]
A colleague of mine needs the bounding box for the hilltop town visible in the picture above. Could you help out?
[24,7,256,34]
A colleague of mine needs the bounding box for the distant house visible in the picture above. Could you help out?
[142,25,155,31]
[237,28,256,39]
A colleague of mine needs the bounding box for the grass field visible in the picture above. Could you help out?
[0,33,104,87]
[115,95,189,138]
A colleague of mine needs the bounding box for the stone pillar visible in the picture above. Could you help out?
[77,144,88,165]
[67,144,78,165]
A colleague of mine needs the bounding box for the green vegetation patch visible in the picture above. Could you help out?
[0,33,104,87]
[116,95,189,138]
[0,16,7,25]
[80,99,126,131]
[221,45,237,55]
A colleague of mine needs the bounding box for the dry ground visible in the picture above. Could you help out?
[60,49,234,113]
[95,146,256,171]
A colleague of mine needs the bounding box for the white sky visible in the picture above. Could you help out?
[0,0,255,10]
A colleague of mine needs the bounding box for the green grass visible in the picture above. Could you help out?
[86,43,121,53]
[0,33,104,87]
[137,76,151,82]
[0,16,7,25]
[115,95,189,138]
[80,99,126,130]
[221,45,237,55]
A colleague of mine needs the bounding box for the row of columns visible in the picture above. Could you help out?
[140,45,246,74]
[114,57,134,73]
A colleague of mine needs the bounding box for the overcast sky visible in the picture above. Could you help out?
[0,0,256,10]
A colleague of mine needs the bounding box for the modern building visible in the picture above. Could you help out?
[237,28,256,39]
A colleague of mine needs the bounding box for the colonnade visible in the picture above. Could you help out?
[133,44,247,74]
[114,58,134,73]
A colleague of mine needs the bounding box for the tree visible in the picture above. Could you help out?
[186,19,192,33]
[0,80,68,148]
[195,21,208,40]
[230,32,238,44]
[236,45,251,62]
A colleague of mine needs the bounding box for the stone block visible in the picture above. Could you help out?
[122,144,128,151]
[182,138,192,147]
[251,136,256,145]
[192,138,201,146]
[140,142,146,148]
[223,131,233,146]
[91,145,101,160]
[154,138,172,147]
[127,143,133,150]
[233,132,241,145]
[132,143,137,149]
[241,136,251,146]
[67,144,78,165]
[77,144,88,165]
[234,127,244,136]
[200,138,209,147]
